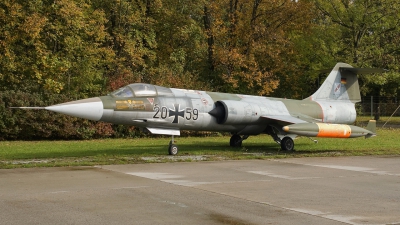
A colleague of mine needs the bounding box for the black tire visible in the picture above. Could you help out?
[168,144,178,155]
[230,134,242,147]
[281,137,294,151]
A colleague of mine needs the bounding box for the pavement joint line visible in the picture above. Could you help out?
[94,161,400,224]
[259,201,359,225]
[181,182,354,225]
[48,191,69,194]
[111,186,151,190]
[96,165,353,225]
[188,184,355,225]
[269,159,400,176]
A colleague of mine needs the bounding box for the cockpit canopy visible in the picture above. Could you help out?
[110,83,172,97]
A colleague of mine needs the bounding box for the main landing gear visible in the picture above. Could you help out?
[230,134,294,151]
[266,125,295,151]
[167,133,294,155]
[230,134,249,147]
[168,135,178,155]
[280,136,294,151]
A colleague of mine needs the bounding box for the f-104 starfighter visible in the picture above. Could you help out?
[15,63,381,155]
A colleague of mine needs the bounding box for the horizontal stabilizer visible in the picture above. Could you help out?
[339,68,387,75]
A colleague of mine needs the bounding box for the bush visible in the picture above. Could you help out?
[0,91,125,140]
[0,91,224,140]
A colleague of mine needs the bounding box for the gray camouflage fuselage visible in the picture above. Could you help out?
[96,85,356,136]
[18,62,379,153]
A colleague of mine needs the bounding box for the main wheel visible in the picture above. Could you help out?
[230,134,242,147]
[281,137,294,151]
[168,144,178,155]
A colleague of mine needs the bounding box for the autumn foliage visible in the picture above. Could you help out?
[0,0,399,140]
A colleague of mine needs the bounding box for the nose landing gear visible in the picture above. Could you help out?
[168,135,178,155]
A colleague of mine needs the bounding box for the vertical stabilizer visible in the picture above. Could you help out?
[308,63,361,103]
[307,63,386,103]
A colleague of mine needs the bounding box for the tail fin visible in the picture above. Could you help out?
[307,63,385,103]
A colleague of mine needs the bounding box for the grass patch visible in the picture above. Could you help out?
[356,116,400,127]
[1,128,400,169]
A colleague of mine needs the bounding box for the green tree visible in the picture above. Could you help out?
[149,0,207,89]
[313,0,400,98]
[202,0,314,96]
[45,0,112,95]
[0,0,112,96]
[92,0,160,91]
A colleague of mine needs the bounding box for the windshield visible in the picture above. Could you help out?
[110,83,158,97]
[110,86,134,97]
[128,83,157,97]
[110,83,173,97]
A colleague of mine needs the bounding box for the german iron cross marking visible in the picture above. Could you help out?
[169,104,185,123]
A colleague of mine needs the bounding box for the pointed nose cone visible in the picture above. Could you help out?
[45,97,104,121]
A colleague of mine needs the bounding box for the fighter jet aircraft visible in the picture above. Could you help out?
[14,63,381,155]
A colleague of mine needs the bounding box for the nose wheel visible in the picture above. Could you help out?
[168,143,178,155]
[168,136,178,155]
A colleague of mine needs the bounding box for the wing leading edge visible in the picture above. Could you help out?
[261,115,309,125]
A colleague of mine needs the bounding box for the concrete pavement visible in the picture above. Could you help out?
[1,156,400,224]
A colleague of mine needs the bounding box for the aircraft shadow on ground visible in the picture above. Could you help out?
[59,141,347,158]
[178,141,347,155]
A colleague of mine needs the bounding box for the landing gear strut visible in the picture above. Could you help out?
[168,135,178,155]
[230,134,249,147]
[266,125,295,151]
